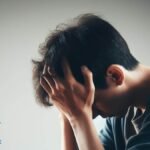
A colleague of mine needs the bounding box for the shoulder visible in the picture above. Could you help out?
[126,104,150,149]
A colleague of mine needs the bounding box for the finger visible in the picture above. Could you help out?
[81,66,94,90]
[47,67,59,90]
[42,75,56,94]
[62,58,76,84]
[47,67,67,99]
[43,74,65,100]
[86,87,95,106]
[42,63,48,75]
[40,75,52,95]
[50,94,64,105]
[81,66,95,105]
[53,77,66,92]
[47,66,53,76]
[43,77,64,101]
[41,75,64,105]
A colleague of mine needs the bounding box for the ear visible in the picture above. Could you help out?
[106,64,124,86]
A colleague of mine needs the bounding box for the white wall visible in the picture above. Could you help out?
[0,0,150,149]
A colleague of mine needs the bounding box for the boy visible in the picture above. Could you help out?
[32,14,150,150]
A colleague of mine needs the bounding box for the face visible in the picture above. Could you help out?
[93,87,130,118]
[92,65,131,118]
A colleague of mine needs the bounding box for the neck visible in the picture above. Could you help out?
[127,64,150,110]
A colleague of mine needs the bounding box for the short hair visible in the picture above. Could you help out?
[32,13,139,107]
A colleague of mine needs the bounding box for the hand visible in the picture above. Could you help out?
[40,60,95,122]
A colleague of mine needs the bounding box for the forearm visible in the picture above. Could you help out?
[70,114,104,150]
[60,116,78,150]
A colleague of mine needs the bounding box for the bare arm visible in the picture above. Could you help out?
[70,114,104,150]
[41,64,78,150]
[60,115,78,150]
[40,61,104,150]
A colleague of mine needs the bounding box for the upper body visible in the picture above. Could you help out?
[32,14,150,150]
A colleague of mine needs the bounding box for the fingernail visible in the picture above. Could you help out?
[43,64,47,74]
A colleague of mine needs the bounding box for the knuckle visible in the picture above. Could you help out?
[90,85,95,91]
[88,71,93,77]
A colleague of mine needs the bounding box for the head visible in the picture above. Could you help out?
[32,14,139,118]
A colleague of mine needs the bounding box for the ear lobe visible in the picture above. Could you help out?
[106,65,124,86]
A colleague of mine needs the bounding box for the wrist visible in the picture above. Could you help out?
[69,112,92,128]
[59,113,69,123]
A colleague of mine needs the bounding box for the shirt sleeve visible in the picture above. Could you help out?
[99,118,115,150]
[126,114,150,150]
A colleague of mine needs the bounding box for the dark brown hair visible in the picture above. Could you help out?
[32,14,139,107]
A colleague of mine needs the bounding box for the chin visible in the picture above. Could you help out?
[97,110,126,118]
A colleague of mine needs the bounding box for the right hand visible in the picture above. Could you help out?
[40,60,95,123]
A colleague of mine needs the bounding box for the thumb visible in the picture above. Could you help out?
[81,66,95,106]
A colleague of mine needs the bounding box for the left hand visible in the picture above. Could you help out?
[40,60,95,122]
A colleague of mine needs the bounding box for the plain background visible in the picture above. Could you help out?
[0,0,150,149]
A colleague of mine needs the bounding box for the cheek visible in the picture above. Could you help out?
[95,100,112,114]
[94,89,126,115]
[95,96,125,116]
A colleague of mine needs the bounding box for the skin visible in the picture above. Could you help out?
[40,60,150,150]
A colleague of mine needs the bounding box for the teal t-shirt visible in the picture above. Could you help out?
[99,104,150,150]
